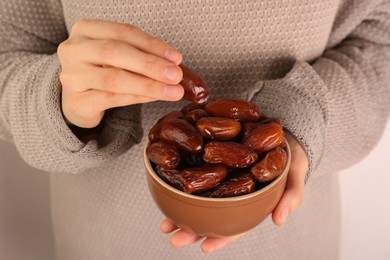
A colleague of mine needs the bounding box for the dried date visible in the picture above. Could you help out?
[146,141,181,169]
[159,118,204,153]
[201,173,255,198]
[241,122,261,140]
[204,99,261,121]
[196,117,242,140]
[241,118,281,140]
[155,166,182,191]
[184,109,209,125]
[180,150,205,167]
[148,111,184,143]
[180,64,209,105]
[180,103,204,115]
[203,141,258,168]
[242,122,284,153]
[179,164,228,194]
[250,147,287,182]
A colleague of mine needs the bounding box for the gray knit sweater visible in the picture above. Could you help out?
[1,0,389,259]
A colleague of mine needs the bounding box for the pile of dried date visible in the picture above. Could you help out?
[146,65,288,198]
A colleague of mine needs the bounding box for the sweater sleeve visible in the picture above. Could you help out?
[245,0,390,181]
[0,0,143,174]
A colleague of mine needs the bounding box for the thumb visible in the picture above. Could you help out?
[272,132,308,226]
[271,175,304,226]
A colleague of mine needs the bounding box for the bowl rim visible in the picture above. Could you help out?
[144,139,291,202]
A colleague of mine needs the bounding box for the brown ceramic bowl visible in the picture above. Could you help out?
[144,140,291,238]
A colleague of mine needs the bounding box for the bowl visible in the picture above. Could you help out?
[143,140,291,237]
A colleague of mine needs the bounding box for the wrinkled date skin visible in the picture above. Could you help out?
[204,99,261,121]
[181,150,205,167]
[241,118,281,140]
[180,64,210,105]
[241,122,261,140]
[148,111,184,143]
[155,166,183,191]
[180,103,204,115]
[184,109,209,125]
[196,117,242,140]
[242,122,285,153]
[146,141,181,169]
[250,147,287,182]
[179,164,228,194]
[203,141,258,168]
[202,173,255,198]
[159,118,204,153]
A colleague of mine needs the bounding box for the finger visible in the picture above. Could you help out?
[170,230,203,248]
[272,136,308,226]
[74,39,183,84]
[77,89,157,112]
[160,219,178,234]
[201,234,244,254]
[70,19,182,64]
[271,178,304,227]
[62,90,157,128]
[63,66,184,100]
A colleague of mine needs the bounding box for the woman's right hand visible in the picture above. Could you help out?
[58,19,184,128]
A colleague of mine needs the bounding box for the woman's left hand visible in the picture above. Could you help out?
[159,131,309,253]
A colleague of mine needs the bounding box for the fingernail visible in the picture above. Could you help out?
[165,49,182,64]
[163,85,183,99]
[280,209,289,226]
[164,66,182,82]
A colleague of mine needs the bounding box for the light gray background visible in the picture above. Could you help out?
[1,122,389,260]
[339,121,390,260]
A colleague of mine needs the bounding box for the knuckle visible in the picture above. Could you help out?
[58,38,82,64]
[57,41,70,61]
[71,19,88,35]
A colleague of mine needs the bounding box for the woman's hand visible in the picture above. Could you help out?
[160,219,245,253]
[159,131,309,253]
[271,131,308,226]
[58,19,184,128]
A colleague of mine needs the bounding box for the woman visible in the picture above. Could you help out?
[0,0,389,259]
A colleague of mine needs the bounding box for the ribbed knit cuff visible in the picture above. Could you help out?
[37,54,142,173]
[244,61,328,182]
